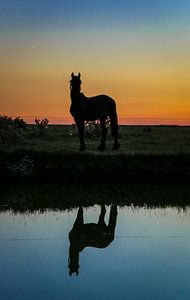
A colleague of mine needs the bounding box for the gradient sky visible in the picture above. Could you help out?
[1,0,190,124]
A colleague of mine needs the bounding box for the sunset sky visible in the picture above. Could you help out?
[0,0,190,124]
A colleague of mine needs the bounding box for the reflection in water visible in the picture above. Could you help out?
[0,203,190,299]
[68,205,117,276]
[1,183,190,213]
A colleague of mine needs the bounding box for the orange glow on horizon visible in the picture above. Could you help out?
[1,74,190,125]
[1,29,190,125]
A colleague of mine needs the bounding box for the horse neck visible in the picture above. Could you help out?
[69,244,79,261]
[70,88,81,103]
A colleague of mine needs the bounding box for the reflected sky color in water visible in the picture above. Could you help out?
[0,205,190,300]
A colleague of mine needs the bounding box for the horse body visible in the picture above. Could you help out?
[70,93,116,122]
[69,222,114,251]
[68,205,117,276]
[70,73,120,151]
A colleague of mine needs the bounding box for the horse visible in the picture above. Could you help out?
[69,73,120,151]
[68,205,118,276]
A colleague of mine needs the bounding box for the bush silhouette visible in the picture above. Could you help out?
[0,115,26,146]
[34,118,49,136]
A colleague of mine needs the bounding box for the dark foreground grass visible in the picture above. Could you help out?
[1,150,190,182]
[0,125,190,182]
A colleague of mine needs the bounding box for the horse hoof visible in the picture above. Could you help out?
[97,145,105,151]
[80,145,86,151]
[112,143,120,151]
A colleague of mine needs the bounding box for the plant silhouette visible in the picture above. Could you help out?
[70,73,120,151]
[68,205,117,276]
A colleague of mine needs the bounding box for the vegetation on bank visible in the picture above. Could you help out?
[0,182,190,213]
[0,123,190,182]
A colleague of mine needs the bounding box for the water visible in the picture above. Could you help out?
[0,200,190,300]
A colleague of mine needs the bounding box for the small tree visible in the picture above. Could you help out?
[35,118,49,136]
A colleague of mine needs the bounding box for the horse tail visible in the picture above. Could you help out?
[109,105,119,139]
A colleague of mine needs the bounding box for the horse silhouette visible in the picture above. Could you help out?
[70,73,120,151]
[68,205,118,276]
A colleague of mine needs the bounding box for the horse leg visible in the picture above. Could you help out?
[106,205,117,242]
[110,112,120,150]
[97,119,107,151]
[72,206,84,230]
[76,120,86,151]
[108,205,117,230]
[98,205,106,226]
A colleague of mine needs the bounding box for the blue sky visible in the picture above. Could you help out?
[0,0,190,31]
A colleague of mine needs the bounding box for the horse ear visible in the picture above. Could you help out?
[71,73,74,78]
[78,73,81,78]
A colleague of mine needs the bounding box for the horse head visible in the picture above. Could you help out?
[70,72,82,95]
[68,257,80,277]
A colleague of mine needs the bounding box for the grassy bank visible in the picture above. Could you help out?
[0,125,190,182]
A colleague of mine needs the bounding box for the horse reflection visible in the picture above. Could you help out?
[68,205,117,276]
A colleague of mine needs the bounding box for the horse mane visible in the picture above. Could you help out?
[79,93,86,100]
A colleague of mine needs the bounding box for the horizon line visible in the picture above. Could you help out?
[3,115,190,126]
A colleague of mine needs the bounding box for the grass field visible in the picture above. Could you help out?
[3,124,190,154]
[0,125,190,182]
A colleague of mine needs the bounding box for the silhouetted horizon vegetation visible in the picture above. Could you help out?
[0,182,190,213]
[0,115,27,146]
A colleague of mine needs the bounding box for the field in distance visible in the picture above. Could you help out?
[5,124,190,155]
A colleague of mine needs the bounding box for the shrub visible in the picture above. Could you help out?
[85,119,111,138]
[34,118,49,136]
[13,116,27,130]
[85,121,100,137]
[0,115,26,146]
[69,119,111,138]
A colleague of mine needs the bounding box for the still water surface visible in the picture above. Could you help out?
[0,203,190,300]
